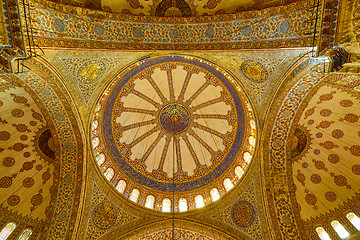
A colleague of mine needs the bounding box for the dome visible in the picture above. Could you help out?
[90,55,256,212]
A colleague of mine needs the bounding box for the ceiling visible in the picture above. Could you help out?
[100,0,301,16]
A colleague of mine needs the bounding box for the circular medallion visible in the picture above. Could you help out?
[240,60,268,83]
[231,200,256,227]
[92,202,117,229]
[159,103,190,133]
[91,55,256,212]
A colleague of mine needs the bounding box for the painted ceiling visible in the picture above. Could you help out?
[91,55,256,212]
[100,0,301,16]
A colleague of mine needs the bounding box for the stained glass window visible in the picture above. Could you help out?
[248,136,256,148]
[316,227,331,240]
[223,178,234,192]
[347,212,360,230]
[0,222,16,240]
[162,198,171,212]
[18,229,32,240]
[145,195,155,209]
[129,189,140,202]
[331,220,350,239]
[104,168,114,181]
[179,198,188,212]
[116,180,126,193]
[195,195,205,209]
[210,188,220,202]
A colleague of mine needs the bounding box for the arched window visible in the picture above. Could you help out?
[92,120,98,131]
[145,195,155,209]
[92,137,100,148]
[331,220,350,239]
[116,180,126,193]
[235,166,244,179]
[223,178,234,192]
[316,227,331,240]
[346,212,360,230]
[96,153,105,166]
[250,120,256,130]
[129,189,140,202]
[162,198,171,212]
[243,152,252,164]
[195,195,205,209]
[179,198,188,212]
[18,229,32,240]
[104,168,114,181]
[210,188,220,202]
[248,136,255,148]
[0,222,16,240]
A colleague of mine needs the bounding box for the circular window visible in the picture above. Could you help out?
[91,55,256,212]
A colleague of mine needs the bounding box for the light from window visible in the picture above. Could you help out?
[92,137,99,148]
[235,166,244,179]
[248,136,255,148]
[223,178,234,192]
[0,222,16,240]
[316,227,331,240]
[243,152,252,164]
[179,198,188,212]
[145,195,155,209]
[104,168,114,181]
[92,120,98,131]
[116,180,126,193]
[347,212,360,230]
[210,188,220,202]
[96,103,101,112]
[96,153,105,165]
[195,195,205,209]
[331,220,350,239]
[18,229,32,240]
[162,198,171,212]
[250,120,256,130]
[129,189,140,202]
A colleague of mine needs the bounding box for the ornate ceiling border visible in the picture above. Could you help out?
[27,0,316,50]
[261,63,326,239]
[8,59,85,239]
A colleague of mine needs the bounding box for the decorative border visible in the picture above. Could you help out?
[262,62,326,239]
[11,59,84,239]
[28,0,315,50]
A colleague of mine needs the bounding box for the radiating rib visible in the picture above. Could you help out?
[122,107,157,116]
[178,72,192,101]
[167,70,175,101]
[191,97,223,111]
[132,89,160,108]
[141,133,163,162]
[194,114,228,119]
[186,82,209,105]
[174,136,182,170]
[193,122,224,138]
[147,76,167,103]
[130,127,158,148]
[122,119,156,131]
[188,131,214,155]
[182,135,201,167]
[158,136,172,170]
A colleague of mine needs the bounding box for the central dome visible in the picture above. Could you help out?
[91,55,256,212]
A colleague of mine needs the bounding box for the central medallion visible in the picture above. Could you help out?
[159,103,190,133]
